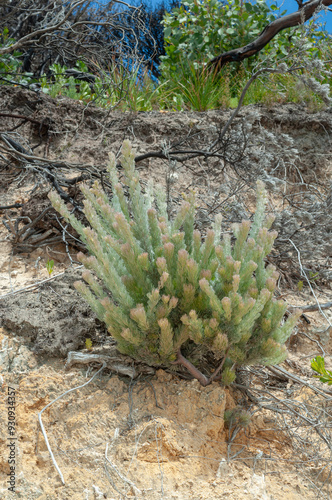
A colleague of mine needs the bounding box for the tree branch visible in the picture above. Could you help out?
[208,0,332,71]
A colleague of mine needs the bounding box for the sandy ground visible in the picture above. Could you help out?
[0,325,327,500]
[0,88,332,499]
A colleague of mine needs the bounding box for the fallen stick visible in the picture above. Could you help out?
[289,301,332,313]
[65,350,155,378]
[37,361,106,485]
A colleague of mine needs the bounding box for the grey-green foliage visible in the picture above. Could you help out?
[49,140,301,381]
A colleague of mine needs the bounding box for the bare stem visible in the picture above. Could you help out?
[173,350,209,387]
[209,348,230,383]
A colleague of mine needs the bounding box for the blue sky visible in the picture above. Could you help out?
[271,0,332,32]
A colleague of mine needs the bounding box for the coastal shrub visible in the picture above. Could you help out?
[49,140,301,386]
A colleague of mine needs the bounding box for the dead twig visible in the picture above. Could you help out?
[289,239,332,332]
[0,266,83,300]
[0,203,24,210]
[289,301,332,313]
[105,440,142,496]
[267,365,332,398]
[37,361,106,485]
[0,113,44,127]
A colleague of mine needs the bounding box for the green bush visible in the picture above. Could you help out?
[160,0,288,76]
[160,0,328,84]
[49,140,301,386]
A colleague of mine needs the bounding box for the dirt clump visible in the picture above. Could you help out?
[0,268,101,356]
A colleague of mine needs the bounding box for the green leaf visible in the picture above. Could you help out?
[311,355,325,374]
[311,356,332,385]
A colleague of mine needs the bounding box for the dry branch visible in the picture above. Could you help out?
[65,350,155,378]
[289,301,332,313]
[267,365,332,398]
[0,113,44,127]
